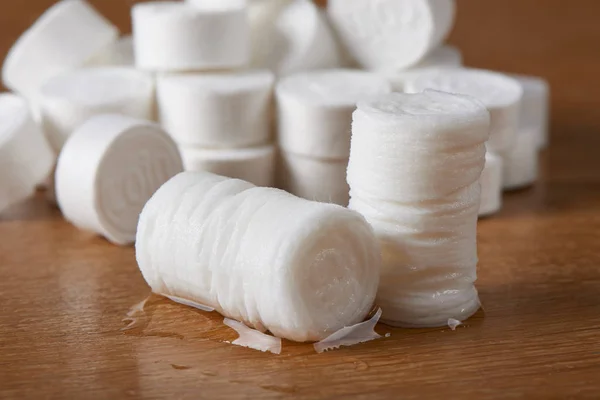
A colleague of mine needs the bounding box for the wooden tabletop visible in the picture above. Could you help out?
[2,1,600,399]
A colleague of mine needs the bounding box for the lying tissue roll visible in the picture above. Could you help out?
[39,67,155,152]
[404,68,523,154]
[133,1,249,71]
[276,69,392,160]
[56,114,183,245]
[479,151,503,217]
[503,128,539,191]
[157,70,274,148]
[347,91,489,327]
[136,171,381,342]
[327,0,455,70]
[179,144,275,187]
[2,0,119,99]
[513,74,550,149]
[276,151,350,206]
[0,94,55,213]
[249,0,341,76]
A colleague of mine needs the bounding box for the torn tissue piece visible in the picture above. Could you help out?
[164,294,215,313]
[223,318,282,354]
[314,309,383,354]
[448,318,463,331]
[127,297,149,317]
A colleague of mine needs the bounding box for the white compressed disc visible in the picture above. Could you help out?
[133,1,249,71]
[39,67,155,152]
[405,68,524,153]
[277,151,350,206]
[513,74,550,149]
[2,0,119,99]
[136,171,381,342]
[249,0,341,76]
[0,94,55,213]
[503,127,539,191]
[56,114,183,245]
[88,35,135,67]
[157,70,274,148]
[276,69,392,160]
[180,144,275,187]
[479,151,503,217]
[327,0,455,70]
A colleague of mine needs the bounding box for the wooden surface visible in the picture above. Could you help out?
[2,1,600,399]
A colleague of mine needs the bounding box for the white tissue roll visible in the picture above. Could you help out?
[2,0,119,99]
[0,94,55,213]
[276,69,392,160]
[39,67,155,152]
[88,36,135,67]
[479,152,503,217]
[133,1,249,72]
[157,70,274,148]
[503,127,539,191]
[327,0,455,70]
[405,68,523,153]
[249,0,341,76]
[56,114,183,245]
[277,151,350,206]
[180,144,275,187]
[513,74,550,149]
[347,91,489,327]
[136,171,381,342]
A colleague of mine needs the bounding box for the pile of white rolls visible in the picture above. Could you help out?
[347,90,490,327]
[136,171,381,342]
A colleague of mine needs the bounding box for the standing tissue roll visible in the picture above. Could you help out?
[180,144,275,187]
[327,0,455,70]
[503,128,539,191]
[39,67,155,152]
[56,114,183,245]
[249,0,341,76]
[276,69,392,160]
[88,36,135,67]
[136,171,381,342]
[277,151,350,206]
[133,1,249,72]
[2,0,119,99]
[513,74,550,149]
[347,91,490,327]
[0,94,55,213]
[405,68,523,154]
[479,151,503,217]
[157,70,274,148]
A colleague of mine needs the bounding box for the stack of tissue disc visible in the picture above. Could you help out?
[347,91,490,327]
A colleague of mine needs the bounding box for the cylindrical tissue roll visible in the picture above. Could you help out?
[249,0,341,76]
[479,151,503,218]
[133,1,249,72]
[88,35,135,67]
[180,144,275,187]
[327,0,455,70]
[136,171,381,342]
[2,0,119,99]
[39,67,155,152]
[347,91,490,327]
[277,151,350,206]
[56,114,183,245]
[503,128,539,191]
[0,94,55,213]
[405,68,523,153]
[276,69,392,160]
[157,70,274,148]
[513,74,550,149]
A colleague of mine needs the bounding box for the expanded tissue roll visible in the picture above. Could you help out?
[136,171,381,342]
[157,70,274,148]
[0,94,55,213]
[39,67,155,152]
[405,68,524,153]
[276,69,392,159]
[179,144,275,187]
[479,151,503,217]
[327,0,455,70]
[2,0,119,99]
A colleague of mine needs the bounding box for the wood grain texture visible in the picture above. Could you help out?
[1,1,600,399]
